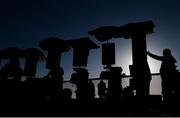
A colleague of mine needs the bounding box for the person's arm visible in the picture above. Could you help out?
[147,51,163,61]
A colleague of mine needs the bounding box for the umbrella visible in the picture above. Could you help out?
[23,48,46,61]
[116,20,155,39]
[88,26,118,42]
[0,47,23,66]
[66,37,99,49]
[0,47,23,59]
[39,37,70,52]
[88,20,155,41]
[23,48,46,77]
[0,47,23,79]
[66,37,99,67]
[39,37,70,69]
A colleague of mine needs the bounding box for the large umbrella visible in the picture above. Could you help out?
[88,26,118,42]
[0,47,23,66]
[0,47,23,79]
[23,48,46,77]
[39,37,70,69]
[115,20,155,39]
[66,37,99,67]
[66,37,99,49]
[88,21,154,41]
[39,37,70,51]
[0,47,23,59]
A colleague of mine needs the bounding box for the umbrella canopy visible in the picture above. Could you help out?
[0,47,23,67]
[0,47,23,59]
[23,48,46,61]
[88,21,155,41]
[116,20,155,39]
[88,26,118,42]
[66,37,100,49]
[0,47,23,79]
[39,37,70,52]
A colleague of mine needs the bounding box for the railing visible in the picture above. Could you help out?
[63,73,161,99]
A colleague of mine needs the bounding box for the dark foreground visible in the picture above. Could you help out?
[0,79,179,117]
[0,96,180,117]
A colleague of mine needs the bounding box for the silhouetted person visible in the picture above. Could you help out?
[47,66,64,98]
[70,68,89,101]
[108,67,123,100]
[147,48,177,102]
[88,80,95,99]
[98,80,107,99]
[122,86,134,97]
[62,88,72,102]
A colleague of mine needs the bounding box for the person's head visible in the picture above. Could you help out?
[100,80,104,83]
[163,48,171,56]
[89,80,92,83]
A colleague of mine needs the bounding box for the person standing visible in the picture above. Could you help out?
[147,48,177,102]
[98,80,107,99]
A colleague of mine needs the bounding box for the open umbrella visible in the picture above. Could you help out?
[39,37,70,51]
[23,48,46,77]
[66,37,99,49]
[88,21,154,41]
[0,47,23,66]
[66,37,99,67]
[39,37,70,69]
[0,47,23,59]
[0,47,23,80]
[115,20,155,39]
[88,26,118,42]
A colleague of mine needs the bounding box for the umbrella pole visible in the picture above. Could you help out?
[131,33,151,96]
